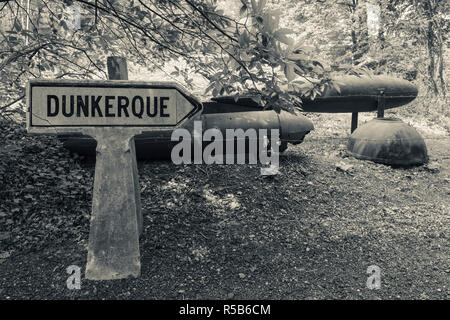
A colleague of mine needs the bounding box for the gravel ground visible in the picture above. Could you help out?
[0,113,448,300]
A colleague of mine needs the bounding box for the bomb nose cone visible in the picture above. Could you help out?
[388,77,418,105]
[404,79,419,97]
[278,111,314,144]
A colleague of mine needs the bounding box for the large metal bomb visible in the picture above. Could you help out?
[60,109,314,160]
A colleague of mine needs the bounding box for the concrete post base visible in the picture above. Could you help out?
[84,128,143,280]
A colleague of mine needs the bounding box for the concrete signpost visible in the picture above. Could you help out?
[27,76,202,280]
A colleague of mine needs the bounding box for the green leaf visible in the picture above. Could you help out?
[258,0,267,12]
[284,63,295,82]
[240,5,247,16]
[333,82,341,94]
[287,53,308,61]
[13,20,22,32]
[275,28,294,35]
[239,31,250,47]
[274,31,294,45]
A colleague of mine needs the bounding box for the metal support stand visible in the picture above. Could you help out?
[351,112,358,133]
[377,89,385,118]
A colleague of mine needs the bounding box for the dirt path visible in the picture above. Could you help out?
[0,116,448,300]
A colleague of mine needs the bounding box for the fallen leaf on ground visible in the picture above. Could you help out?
[336,161,353,173]
[0,232,10,241]
[0,251,11,259]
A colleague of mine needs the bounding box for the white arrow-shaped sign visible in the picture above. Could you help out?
[27,80,202,132]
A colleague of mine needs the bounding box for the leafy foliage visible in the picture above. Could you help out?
[0,0,448,118]
[0,0,349,117]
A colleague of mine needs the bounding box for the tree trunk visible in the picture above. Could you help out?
[351,0,358,65]
[427,20,439,94]
[424,0,440,95]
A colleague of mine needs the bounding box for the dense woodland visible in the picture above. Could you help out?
[0,0,448,119]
